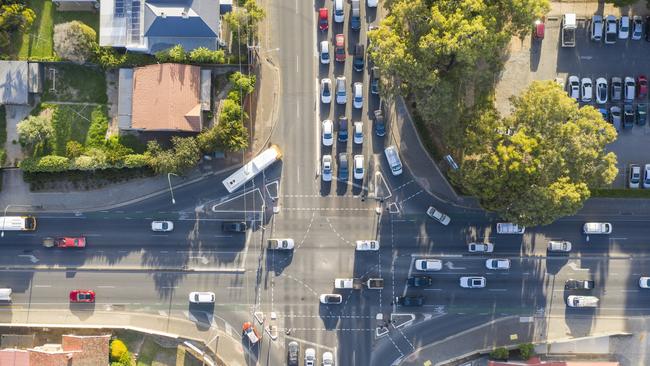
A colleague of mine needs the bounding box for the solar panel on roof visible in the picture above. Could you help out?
[130,0,141,42]
[115,0,124,17]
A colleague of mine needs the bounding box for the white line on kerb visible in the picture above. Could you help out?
[315,78,321,176]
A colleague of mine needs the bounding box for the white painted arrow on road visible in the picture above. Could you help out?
[18,254,39,263]
[444,261,465,270]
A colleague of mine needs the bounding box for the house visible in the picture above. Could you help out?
[118,63,211,132]
[0,334,110,366]
[99,0,220,54]
[0,61,41,105]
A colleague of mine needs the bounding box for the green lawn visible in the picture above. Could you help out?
[53,8,99,35]
[48,104,94,156]
[42,63,107,103]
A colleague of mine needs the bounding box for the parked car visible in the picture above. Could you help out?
[355,240,379,251]
[267,238,295,250]
[548,240,572,252]
[304,348,316,366]
[335,33,345,62]
[533,18,545,39]
[370,67,380,94]
[322,119,334,146]
[322,155,333,182]
[624,104,635,128]
[319,294,343,304]
[321,78,332,103]
[338,116,348,142]
[567,295,599,307]
[496,222,525,234]
[334,0,344,23]
[70,289,95,303]
[596,77,607,104]
[640,277,650,288]
[287,341,299,366]
[610,106,622,131]
[353,154,364,180]
[630,164,641,188]
[568,75,580,100]
[426,206,451,225]
[242,322,260,344]
[644,164,650,188]
[619,15,630,39]
[320,41,330,64]
[468,242,494,253]
[151,221,173,232]
[407,275,433,287]
[189,291,215,303]
[638,75,648,99]
[367,0,378,7]
[350,0,361,30]
[414,259,442,271]
[611,77,623,101]
[485,259,511,270]
[583,222,612,234]
[322,351,334,366]
[460,277,486,289]
[338,153,348,180]
[646,16,650,41]
[336,76,346,104]
[632,15,643,40]
[374,109,386,136]
[565,279,595,290]
[638,104,647,125]
[318,8,328,31]
[581,78,592,102]
[394,295,424,306]
[353,44,365,72]
[605,15,617,44]
[353,121,363,144]
[353,82,363,109]
[625,76,636,101]
[222,222,247,232]
[591,15,603,41]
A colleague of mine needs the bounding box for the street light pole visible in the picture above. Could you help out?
[2,204,37,238]
[167,173,178,205]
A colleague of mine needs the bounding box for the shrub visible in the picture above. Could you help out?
[109,339,128,362]
[188,47,225,63]
[155,44,186,63]
[17,115,53,146]
[197,126,219,154]
[65,141,84,158]
[230,71,256,95]
[123,154,148,168]
[518,343,534,360]
[35,155,70,172]
[490,347,509,360]
[53,21,97,64]
[86,106,109,147]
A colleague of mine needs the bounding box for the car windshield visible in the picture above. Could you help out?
[79,293,91,300]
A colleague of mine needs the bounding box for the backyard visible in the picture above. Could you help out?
[12,0,99,60]
[42,63,107,103]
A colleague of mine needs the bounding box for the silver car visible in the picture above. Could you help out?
[336,76,347,104]
[322,155,332,182]
[568,75,580,100]
[596,77,607,104]
[581,77,592,102]
[611,77,623,101]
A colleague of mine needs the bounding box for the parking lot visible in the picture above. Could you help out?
[496,12,650,188]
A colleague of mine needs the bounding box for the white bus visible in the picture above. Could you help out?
[222,145,282,193]
[0,216,37,231]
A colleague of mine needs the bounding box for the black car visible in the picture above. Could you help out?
[407,276,433,287]
[624,104,635,128]
[638,103,647,125]
[373,109,386,136]
[338,116,348,142]
[222,221,247,233]
[338,153,349,180]
[287,341,299,366]
[565,279,595,290]
[370,67,380,94]
[353,44,365,72]
[394,295,424,307]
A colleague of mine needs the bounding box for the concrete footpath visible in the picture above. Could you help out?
[0,308,255,366]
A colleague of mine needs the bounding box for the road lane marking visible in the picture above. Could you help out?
[423,288,442,291]
[33,285,51,288]
[488,289,507,292]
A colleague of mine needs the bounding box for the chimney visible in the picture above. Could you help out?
[182,11,189,18]
[161,11,166,18]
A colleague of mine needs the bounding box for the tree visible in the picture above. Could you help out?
[155,44,186,63]
[216,120,249,152]
[223,0,266,43]
[53,21,97,64]
[197,126,220,154]
[453,81,617,226]
[518,343,535,360]
[230,71,256,96]
[109,339,128,362]
[170,136,200,173]
[17,115,53,146]
[490,347,509,360]
[65,140,84,158]
[220,98,245,124]
[0,4,35,31]
[86,106,109,147]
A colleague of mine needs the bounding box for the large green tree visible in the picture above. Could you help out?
[17,115,53,146]
[454,81,618,226]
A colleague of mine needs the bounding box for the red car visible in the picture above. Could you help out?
[69,290,95,303]
[43,237,86,248]
[637,75,648,99]
[335,34,345,62]
[318,8,328,31]
[533,18,545,39]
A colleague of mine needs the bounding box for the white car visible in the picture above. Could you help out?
[334,0,344,23]
[320,41,330,64]
[583,222,612,234]
[188,291,215,303]
[485,259,510,270]
[619,15,630,39]
[304,348,316,366]
[321,78,332,103]
[624,76,636,101]
[581,77,592,102]
[596,77,608,104]
[605,15,617,44]
[151,221,174,232]
[460,276,486,288]
[632,16,643,40]
[319,294,343,304]
[267,238,295,250]
[468,242,494,253]
[591,15,603,41]
[644,164,650,189]
[414,259,442,271]
[353,82,363,109]
[640,277,650,288]
[367,0,378,7]
[353,121,363,144]
[566,295,599,308]
[568,75,580,100]
[322,119,334,146]
[548,241,572,252]
[630,164,641,189]
[426,206,451,225]
[336,76,347,104]
[322,351,334,365]
[322,154,333,182]
[353,155,364,180]
[356,240,379,251]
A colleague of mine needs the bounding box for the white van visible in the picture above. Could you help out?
[583,222,612,234]
[567,295,599,308]
[0,288,12,301]
[496,222,525,234]
[384,146,403,176]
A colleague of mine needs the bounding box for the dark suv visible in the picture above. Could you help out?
[338,116,348,142]
[353,44,365,72]
[565,279,595,290]
[338,153,349,180]
[407,276,433,287]
[395,295,424,306]
[287,341,299,366]
[222,221,247,233]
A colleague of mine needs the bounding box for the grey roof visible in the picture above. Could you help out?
[117,68,134,129]
[144,0,218,38]
[0,61,29,105]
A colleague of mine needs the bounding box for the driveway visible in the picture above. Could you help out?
[4,104,32,167]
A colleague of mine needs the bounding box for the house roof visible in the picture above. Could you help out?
[144,3,216,37]
[130,63,202,132]
[0,61,29,104]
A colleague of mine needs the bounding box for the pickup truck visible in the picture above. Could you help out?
[333,278,384,289]
[43,237,86,248]
[565,279,595,290]
[561,13,576,47]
